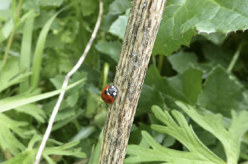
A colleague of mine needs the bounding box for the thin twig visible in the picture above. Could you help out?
[34,1,103,164]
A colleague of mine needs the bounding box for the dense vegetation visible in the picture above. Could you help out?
[0,0,248,163]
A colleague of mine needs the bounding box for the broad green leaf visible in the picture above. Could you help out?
[200,32,226,45]
[176,101,248,164]
[181,67,202,104]
[153,0,248,55]
[138,84,164,113]
[198,66,244,116]
[108,0,131,15]
[95,40,121,62]
[145,65,202,105]
[109,14,128,39]
[80,0,97,16]
[202,43,232,68]
[168,51,199,74]
[0,78,85,113]
[145,65,187,102]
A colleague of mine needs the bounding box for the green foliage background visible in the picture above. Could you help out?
[0,0,248,163]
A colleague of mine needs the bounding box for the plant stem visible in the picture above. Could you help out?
[98,0,166,163]
[227,42,245,73]
[158,54,164,73]
[102,62,109,89]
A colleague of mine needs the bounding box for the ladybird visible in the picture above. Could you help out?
[101,85,118,104]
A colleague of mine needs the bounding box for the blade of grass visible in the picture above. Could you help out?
[0,78,85,113]
[0,0,23,71]
[30,12,60,91]
[19,17,34,93]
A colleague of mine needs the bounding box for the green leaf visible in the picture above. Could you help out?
[43,140,86,158]
[0,78,85,113]
[31,11,60,90]
[52,110,84,131]
[71,126,96,141]
[181,67,202,104]
[0,114,29,155]
[0,19,13,42]
[126,130,224,164]
[54,109,75,122]
[200,32,226,45]
[197,66,244,116]
[85,92,99,118]
[152,106,223,163]
[88,131,102,164]
[109,14,128,39]
[2,150,35,164]
[145,65,202,105]
[176,101,248,164]
[202,43,232,68]
[168,51,199,74]
[126,105,227,164]
[19,17,34,93]
[95,40,121,62]
[0,57,31,93]
[38,0,63,7]
[80,0,97,16]
[153,0,248,55]
[138,84,164,113]
[108,0,131,15]
[15,104,46,123]
[3,135,86,164]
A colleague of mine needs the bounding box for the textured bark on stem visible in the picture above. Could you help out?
[99,0,166,163]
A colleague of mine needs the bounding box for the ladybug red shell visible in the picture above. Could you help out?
[101,85,118,104]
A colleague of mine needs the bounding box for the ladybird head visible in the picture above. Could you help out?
[105,85,118,98]
[101,85,118,104]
